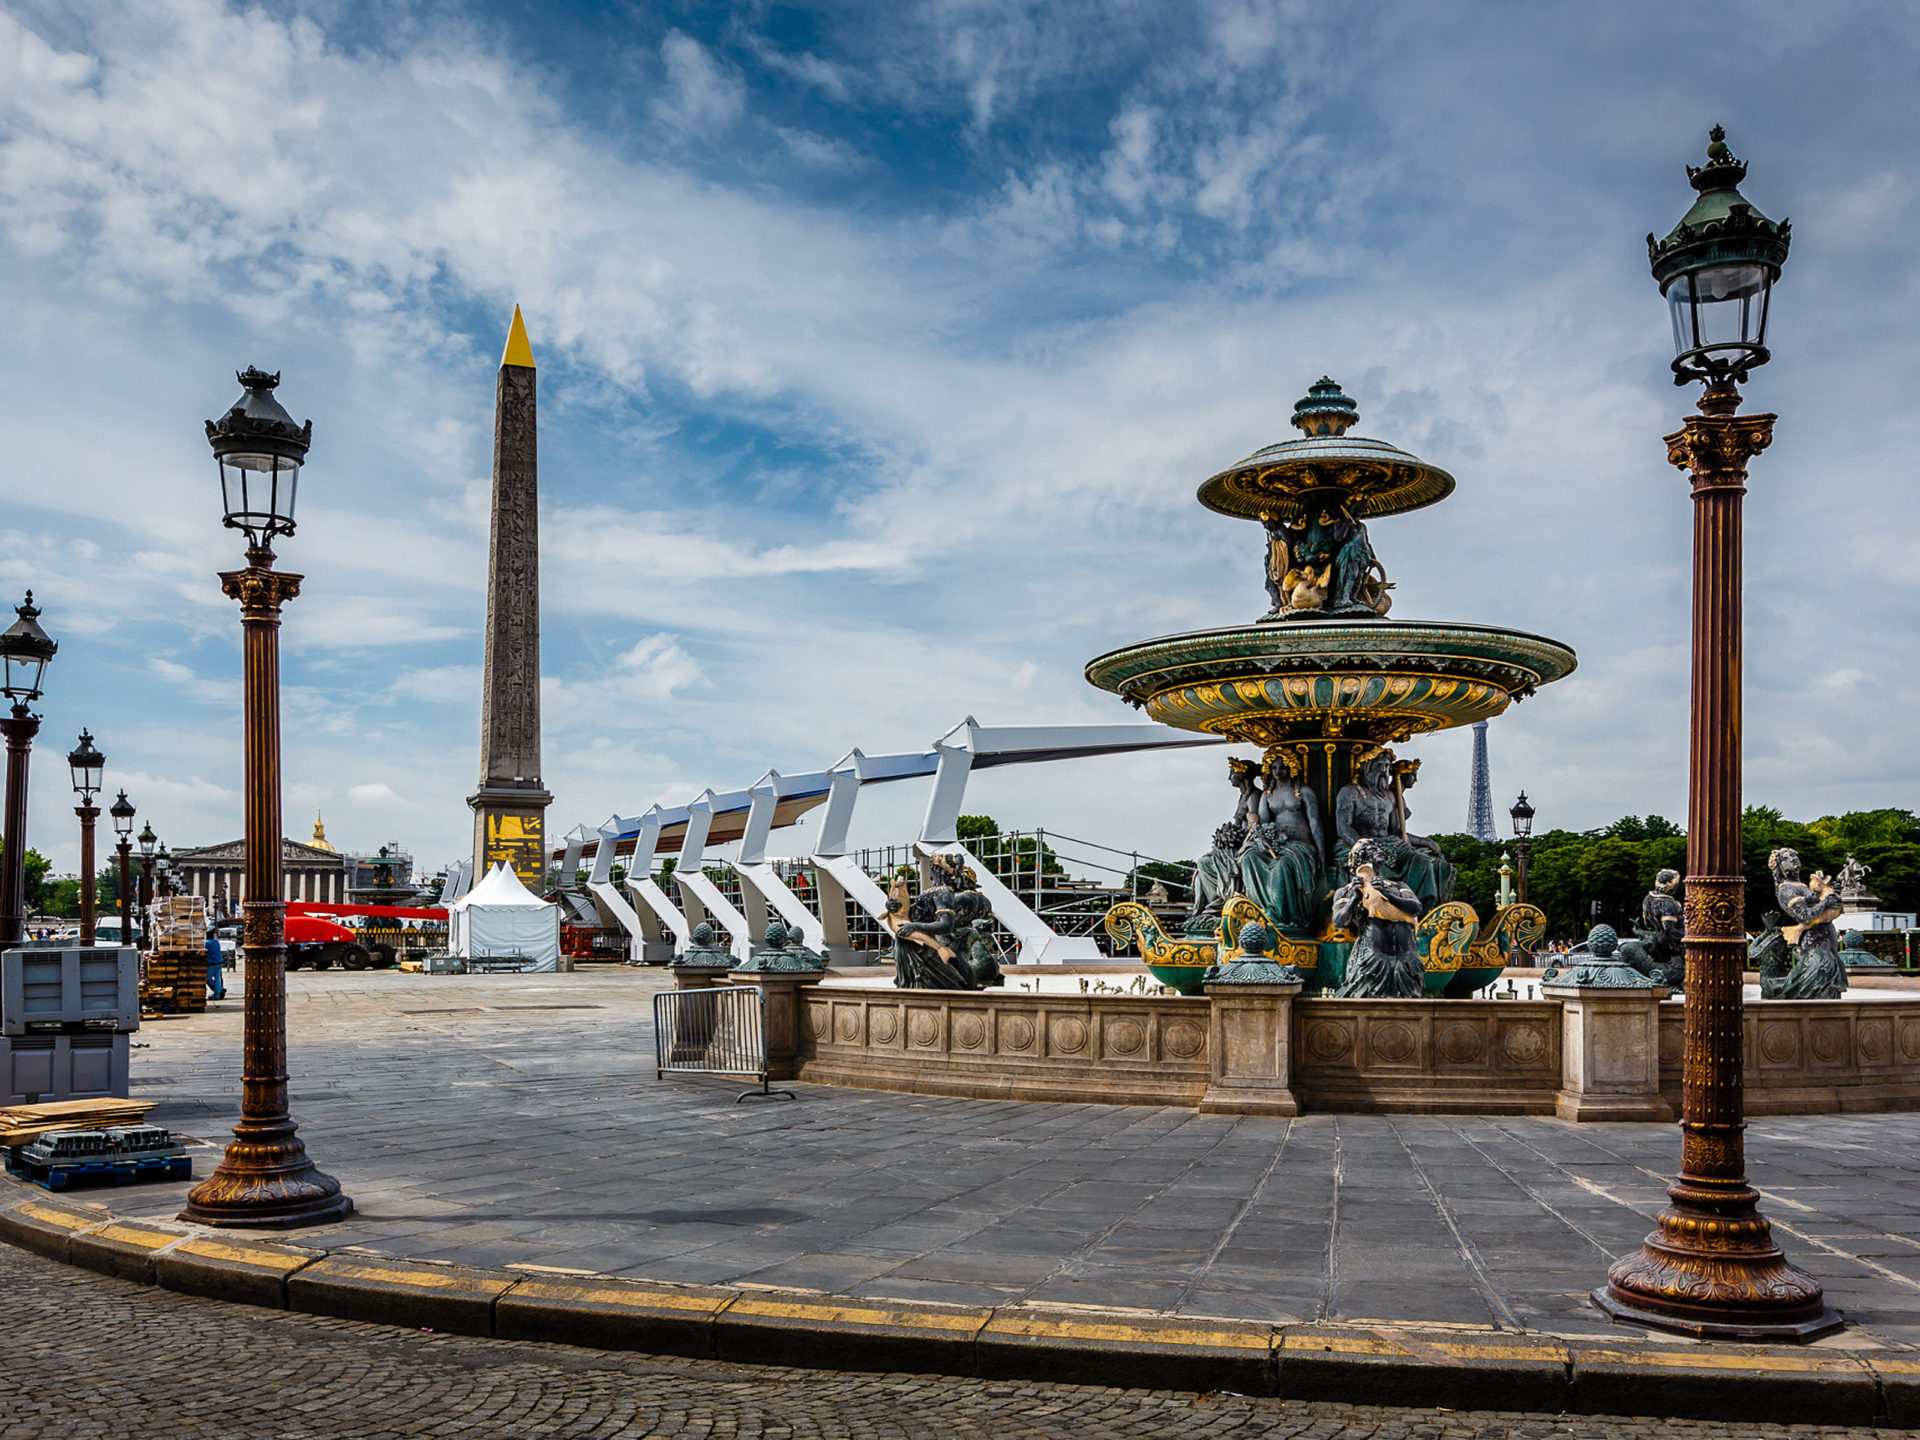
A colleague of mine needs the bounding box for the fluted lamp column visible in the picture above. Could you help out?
[0,594,56,947]
[67,731,103,945]
[1596,129,1837,1339]
[110,791,135,949]
[1508,792,1534,905]
[181,367,349,1229]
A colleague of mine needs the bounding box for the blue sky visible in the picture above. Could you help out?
[1,0,1916,879]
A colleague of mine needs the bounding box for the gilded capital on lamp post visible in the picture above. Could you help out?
[1597,130,1837,1340]
[181,368,349,1229]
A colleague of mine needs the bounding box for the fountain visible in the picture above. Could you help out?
[1089,380,1577,995]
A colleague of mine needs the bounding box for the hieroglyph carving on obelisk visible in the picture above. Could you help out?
[467,305,553,887]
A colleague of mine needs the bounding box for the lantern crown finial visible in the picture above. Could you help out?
[1687,124,1748,193]
[1290,377,1359,437]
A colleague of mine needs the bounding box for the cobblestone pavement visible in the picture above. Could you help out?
[0,1239,1906,1439]
[83,968,1920,1344]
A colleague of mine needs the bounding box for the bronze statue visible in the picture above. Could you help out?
[1749,910,1792,995]
[1264,504,1392,620]
[1331,838,1425,998]
[1236,751,1327,935]
[1333,748,1454,906]
[1634,868,1687,990]
[886,854,1002,990]
[1763,848,1848,1000]
[1184,821,1245,937]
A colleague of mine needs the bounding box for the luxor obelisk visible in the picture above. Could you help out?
[468,305,552,886]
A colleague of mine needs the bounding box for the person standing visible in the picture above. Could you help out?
[204,926,226,1001]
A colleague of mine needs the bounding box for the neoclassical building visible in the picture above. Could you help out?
[171,821,350,907]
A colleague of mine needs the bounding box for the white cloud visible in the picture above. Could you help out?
[349,782,400,804]
[655,31,746,133]
[1,0,1916,878]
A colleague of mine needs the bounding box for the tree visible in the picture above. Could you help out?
[1125,859,1192,903]
[953,814,1062,884]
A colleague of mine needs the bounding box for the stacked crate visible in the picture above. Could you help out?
[141,897,210,1014]
[0,948,140,1104]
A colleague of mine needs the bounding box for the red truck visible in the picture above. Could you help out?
[255,902,452,970]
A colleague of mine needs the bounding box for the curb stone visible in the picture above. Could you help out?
[287,1254,518,1336]
[0,1183,1909,1425]
[1276,1325,1572,1413]
[1567,1339,1882,1428]
[976,1310,1274,1395]
[495,1276,732,1357]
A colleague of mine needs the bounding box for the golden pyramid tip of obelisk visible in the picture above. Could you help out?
[501,304,534,370]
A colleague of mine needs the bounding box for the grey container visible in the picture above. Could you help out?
[1,946,141,1035]
[0,1032,130,1104]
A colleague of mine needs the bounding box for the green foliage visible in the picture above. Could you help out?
[1432,806,1920,941]
[1126,859,1192,902]
[955,814,1064,882]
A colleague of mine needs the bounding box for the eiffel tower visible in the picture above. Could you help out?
[1467,720,1496,841]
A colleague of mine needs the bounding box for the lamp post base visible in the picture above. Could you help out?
[179,1122,352,1229]
[1596,1184,1842,1340]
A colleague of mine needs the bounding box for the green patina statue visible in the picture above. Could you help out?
[1762,848,1849,1000]
[1334,749,1455,909]
[1184,820,1245,937]
[672,920,736,968]
[888,854,1004,991]
[733,920,827,974]
[1331,838,1425,999]
[1632,869,1687,990]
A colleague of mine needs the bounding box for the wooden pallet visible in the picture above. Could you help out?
[5,1151,190,1191]
[0,1099,155,1146]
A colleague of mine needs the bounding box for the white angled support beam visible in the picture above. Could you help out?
[807,748,941,962]
[587,815,649,962]
[628,807,689,957]
[675,789,756,963]
[736,768,831,952]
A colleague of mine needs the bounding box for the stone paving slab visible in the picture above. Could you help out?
[9,965,1920,1421]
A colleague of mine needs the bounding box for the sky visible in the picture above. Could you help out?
[0,0,1915,883]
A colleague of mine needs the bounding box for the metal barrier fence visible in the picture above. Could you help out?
[652,985,793,1101]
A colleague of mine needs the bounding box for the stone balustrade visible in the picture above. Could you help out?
[780,976,1920,1120]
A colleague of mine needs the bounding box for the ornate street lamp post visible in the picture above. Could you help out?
[1598,129,1837,1338]
[0,594,56,946]
[137,821,157,948]
[110,791,134,949]
[67,731,104,945]
[1507,792,1535,904]
[180,368,349,1229]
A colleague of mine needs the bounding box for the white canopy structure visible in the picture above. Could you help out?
[448,863,562,970]
[567,717,1224,966]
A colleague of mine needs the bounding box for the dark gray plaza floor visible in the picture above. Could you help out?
[78,968,1920,1346]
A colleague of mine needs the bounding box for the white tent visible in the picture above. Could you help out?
[447,864,562,971]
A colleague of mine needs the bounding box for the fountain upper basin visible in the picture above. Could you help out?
[1085,617,1578,746]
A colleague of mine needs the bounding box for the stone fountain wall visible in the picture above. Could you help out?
[789,980,1920,1120]
[1656,999,1920,1116]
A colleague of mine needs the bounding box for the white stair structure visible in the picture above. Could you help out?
[585,814,652,961]
[625,807,690,959]
[570,717,1223,965]
[735,768,834,955]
